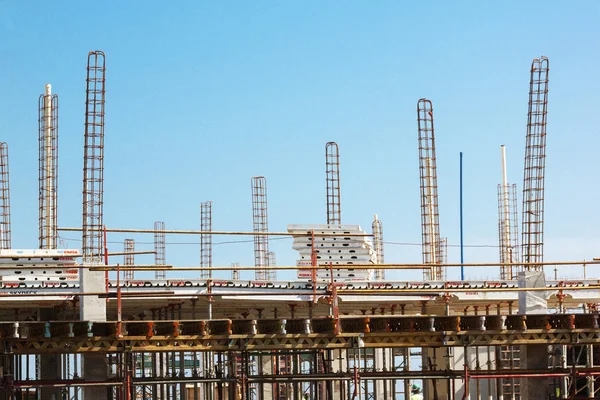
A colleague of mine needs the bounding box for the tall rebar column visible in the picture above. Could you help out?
[0,143,10,250]
[80,49,107,400]
[200,201,212,279]
[417,98,442,280]
[124,239,135,280]
[82,51,106,265]
[38,84,58,249]
[154,221,166,279]
[372,214,384,280]
[251,176,270,281]
[325,142,341,225]
[522,56,549,270]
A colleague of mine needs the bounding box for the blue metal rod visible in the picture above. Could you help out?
[460,152,465,280]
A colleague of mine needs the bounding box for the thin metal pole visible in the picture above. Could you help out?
[460,152,465,280]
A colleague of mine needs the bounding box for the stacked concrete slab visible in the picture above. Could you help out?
[287,224,375,282]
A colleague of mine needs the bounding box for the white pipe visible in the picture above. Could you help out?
[501,145,508,189]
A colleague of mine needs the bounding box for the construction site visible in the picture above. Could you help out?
[0,50,597,400]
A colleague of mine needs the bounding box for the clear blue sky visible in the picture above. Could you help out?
[0,1,599,281]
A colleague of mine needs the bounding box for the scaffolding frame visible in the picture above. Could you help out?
[154,221,165,279]
[325,142,341,225]
[82,51,106,264]
[522,56,549,271]
[38,85,58,250]
[2,309,599,400]
[200,201,212,279]
[417,98,442,280]
[251,177,270,281]
[0,143,10,250]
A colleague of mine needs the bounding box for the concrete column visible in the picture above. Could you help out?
[80,267,107,400]
[428,347,450,400]
[518,270,549,400]
[331,349,347,400]
[261,356,273,399]
[39,308,62,400]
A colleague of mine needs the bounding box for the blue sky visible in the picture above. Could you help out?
[0,1,599,281]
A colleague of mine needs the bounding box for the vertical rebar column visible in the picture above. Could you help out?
[154,221,166,279]
[522,56,549,271]
[82,51,106,264]
[267,251,277,281]
[0,143,11,250]
[124,239,135,280]
[80,50,108,400]
[498,184,520,280]
[439,237,448,281]
[231,262,240,280]
[200,201,212,279]
[372,214,384,280]
[38,84,58,249]
[325,142,341,225]
[417,98,441,280]
[251,176,270,281]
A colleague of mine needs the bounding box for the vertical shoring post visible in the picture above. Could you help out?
[200,201,213,279]
[586,304,595,397]
[191,298,200,400]
[325,142,341,225]
[0,143,11,250]
[151,308,158,399]
[485,305,493,400]
[522,56,549,271]
[170,304,177,400]
[82,51,106,264]
[123,239,135,280]
[372,215,384,280]
[38,84,58,249]
[158,308,166,400]
[251,176,272,281]
[417,99,442,280]
[154,221,166,279]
